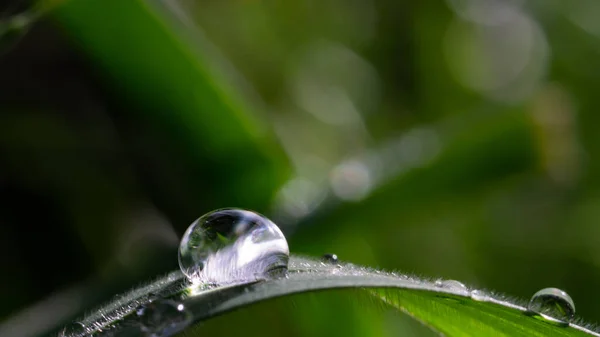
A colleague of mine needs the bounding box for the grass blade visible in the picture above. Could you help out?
[56,256,599,337]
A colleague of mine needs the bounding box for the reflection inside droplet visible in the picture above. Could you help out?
[178,208,289,285]
[527,287,575,323]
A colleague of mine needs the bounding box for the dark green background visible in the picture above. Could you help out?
[1,0,599,336]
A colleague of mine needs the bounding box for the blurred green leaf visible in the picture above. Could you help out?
[47,0,289,215]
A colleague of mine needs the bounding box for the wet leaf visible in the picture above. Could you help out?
[57,256,599,337]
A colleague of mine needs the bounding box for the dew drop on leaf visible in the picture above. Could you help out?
[470,289,487,301]
[434,279,467,292]
[178,208,289,284]
[321,253,338,264]
[527,287,575,322]
[58,321,86,337]
[136,300,192,337]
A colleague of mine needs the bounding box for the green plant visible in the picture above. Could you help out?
[57,256,599,337]
[3,1,599,336]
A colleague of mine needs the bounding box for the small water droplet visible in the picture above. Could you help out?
[59,322,86,337]
[321,253,338,264]
[434,279,467,292]
[527,287,575,322]
[470,290,487,301]
[178,208,289,284]
[137,300,192,337]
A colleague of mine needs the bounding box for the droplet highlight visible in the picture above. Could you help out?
[178,208,289,284]
[527,287,575,322]
[321,253,338,264]
[58,322,86,337]
[137,300,192,337]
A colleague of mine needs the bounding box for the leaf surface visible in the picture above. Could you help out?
[65,256,599,337]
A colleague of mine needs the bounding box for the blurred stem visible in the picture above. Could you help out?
[0,0,68,47]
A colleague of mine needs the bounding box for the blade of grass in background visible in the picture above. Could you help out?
[47,0,289,218]
[290,109,537,264]
[0,1,291,333]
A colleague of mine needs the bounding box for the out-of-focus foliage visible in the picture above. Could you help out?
[1,0,600,336]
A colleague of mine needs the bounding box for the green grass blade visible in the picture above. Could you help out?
[46,0,289,212]
[55,256,599,337]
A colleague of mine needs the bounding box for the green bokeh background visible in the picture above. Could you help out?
[1,0,600,336]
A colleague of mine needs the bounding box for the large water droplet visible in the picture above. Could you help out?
[527,287,575,322]
[178,208,289,284]
[58,322,86,337]
[321,253,338,264]
[137,300,192,337]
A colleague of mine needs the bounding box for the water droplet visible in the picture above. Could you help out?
[527,287,575,322]
[434,279,467,292]
[470,289,488,301]
[137,300,192,337]
[321,253,338,264]
[59,322,86,337]
[178,208,289,284]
